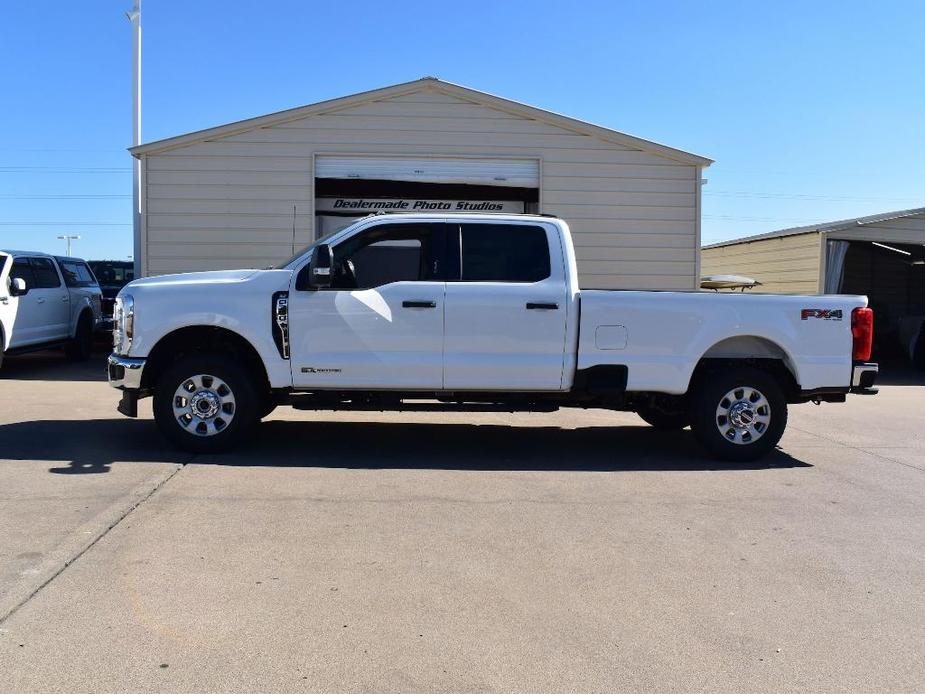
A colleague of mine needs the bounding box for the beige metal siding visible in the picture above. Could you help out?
[701,232,822,294]
[143,89,700,288]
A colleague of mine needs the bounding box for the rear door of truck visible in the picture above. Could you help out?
[443,221,569,390]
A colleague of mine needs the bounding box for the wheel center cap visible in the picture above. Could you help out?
[728,401,755,428]
[190,390,220,419]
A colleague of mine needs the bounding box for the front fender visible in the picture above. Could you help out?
[124,270,294,388]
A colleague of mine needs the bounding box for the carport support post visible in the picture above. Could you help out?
[127,0,141,279]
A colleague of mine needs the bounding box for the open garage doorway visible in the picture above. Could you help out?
[839,240,925,370]
[314,155,540,237]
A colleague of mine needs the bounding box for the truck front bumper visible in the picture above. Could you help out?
[851,362,878,394]
[108,354,146,417]
[108,353,146,390]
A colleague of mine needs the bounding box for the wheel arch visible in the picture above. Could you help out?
[688,335,801,400]
[140,325,271,395]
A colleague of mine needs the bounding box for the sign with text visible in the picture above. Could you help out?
[315,198,525,214]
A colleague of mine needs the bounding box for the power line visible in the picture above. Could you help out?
[703,214,830,223]
[0,149,126,154]
[0,222,131,226]
[705,190,922,203]
[0,166,131,173]
[0,194,130,200]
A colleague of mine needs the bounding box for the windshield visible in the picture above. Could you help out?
[271,222,363,269]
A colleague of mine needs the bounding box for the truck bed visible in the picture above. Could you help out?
[577,290,868,394]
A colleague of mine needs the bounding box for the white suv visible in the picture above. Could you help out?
[0,250,103,368]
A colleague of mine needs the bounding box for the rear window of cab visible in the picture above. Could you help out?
[60,260,98,288]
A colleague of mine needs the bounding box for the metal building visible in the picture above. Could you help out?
[702,207,925,364]
[130,78,711,290]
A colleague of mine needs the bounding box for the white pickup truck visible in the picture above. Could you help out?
[1,250,102,368]
[107,213,878,461]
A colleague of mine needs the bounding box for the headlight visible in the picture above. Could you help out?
[113,294,134,354]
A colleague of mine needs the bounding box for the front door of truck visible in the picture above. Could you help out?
[288,222,449,390]
[443,222,569,391]
[5,256,69,347]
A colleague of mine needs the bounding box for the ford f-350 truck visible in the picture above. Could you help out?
[107,213,878,461]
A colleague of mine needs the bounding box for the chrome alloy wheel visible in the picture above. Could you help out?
[173,373,236,437]
[715,386,771,445]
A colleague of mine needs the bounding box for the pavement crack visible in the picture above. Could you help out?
[789,425,925,473]
[0,459,190,626]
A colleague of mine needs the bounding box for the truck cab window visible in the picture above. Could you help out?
[11,257,37,288]
[29,258,62,288]
[332,224,435,289]
[60,261,97,288]
[460,224,550,282]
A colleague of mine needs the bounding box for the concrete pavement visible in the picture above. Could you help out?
[0,351,923,692]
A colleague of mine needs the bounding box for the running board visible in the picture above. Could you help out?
[288,396,560,413]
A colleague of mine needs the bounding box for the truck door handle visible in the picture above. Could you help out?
[402,300,437,309]
[36,297,45,304]
[526,302,558,310]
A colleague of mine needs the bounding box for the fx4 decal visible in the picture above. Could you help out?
[801,308,843,321]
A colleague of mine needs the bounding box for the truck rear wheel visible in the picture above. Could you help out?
[689,367,787,462]
[65,312,93,361]
[153,354,258,453]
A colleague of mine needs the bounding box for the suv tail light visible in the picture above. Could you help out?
[851,307,873,362]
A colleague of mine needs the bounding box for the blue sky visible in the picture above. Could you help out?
[1,0,923,260]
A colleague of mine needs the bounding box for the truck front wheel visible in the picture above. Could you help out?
[153,354,258,453]
[689,367,787,462]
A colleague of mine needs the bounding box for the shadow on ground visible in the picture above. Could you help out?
[0,417,811,474]
[0,347,109,382]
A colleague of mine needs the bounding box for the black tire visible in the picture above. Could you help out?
[635,401,690,430]
[689,367,788,462]
[65,312,93,361]
[153,354,259,454]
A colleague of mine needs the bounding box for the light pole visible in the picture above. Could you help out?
[126,0,141,279]
[57,235,81,256]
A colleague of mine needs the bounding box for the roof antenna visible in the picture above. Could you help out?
[291,205,297,256]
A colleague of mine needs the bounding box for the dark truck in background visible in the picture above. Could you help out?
[88,260,135,329]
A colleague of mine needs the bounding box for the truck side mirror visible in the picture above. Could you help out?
[9,277,27,296]
[307,244,333,289]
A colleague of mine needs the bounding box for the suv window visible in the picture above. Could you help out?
[332,223,437,289]
[11,257,37,288]
[29,258,62,288]
[60,260,98,288]
[459,224,550,282]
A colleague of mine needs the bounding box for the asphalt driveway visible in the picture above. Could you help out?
[0,351,923,693]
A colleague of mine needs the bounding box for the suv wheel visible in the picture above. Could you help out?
[153,354,258,453]
[689,367,787,462]
[65,312,93,361]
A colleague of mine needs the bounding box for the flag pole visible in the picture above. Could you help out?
[127,1,141,277]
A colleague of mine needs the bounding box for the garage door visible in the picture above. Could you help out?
[315,156,539,188]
